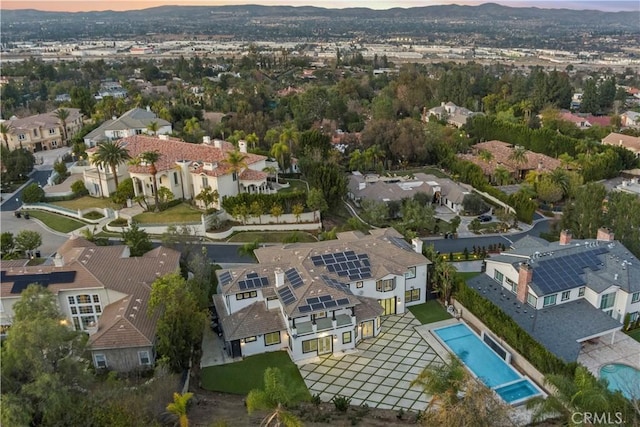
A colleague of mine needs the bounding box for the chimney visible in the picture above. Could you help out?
[559,229,572,245]
[517,263,533,304]
[86,321,98,335]
[158,134,169,140]
[412,237,423,255]
[441,102,445,107]
[54,253,64,267]
[596,227,614,242]
[213,139,222,149]
[238,139,247,153]
[203,136,211,144]
[274,269,285,288]
[146,105,151,112]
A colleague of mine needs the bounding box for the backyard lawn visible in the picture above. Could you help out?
[26,210,86,233]
[457,271,481,281]
[51,196,118,210]
[279,179,309,194]
[627,329,640,344]
[133,203,202,224]
[226,231,317,243]
[200,351,309,396]
[408,300,451,324]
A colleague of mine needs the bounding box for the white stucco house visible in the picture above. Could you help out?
[83,135,269,207]
[213,228,431,362]
[466,228,638,361]
[83,107,172,147]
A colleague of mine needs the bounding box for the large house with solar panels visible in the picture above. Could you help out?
[466,228,639,362]
[213,228,429,362]
[0,236,180,372]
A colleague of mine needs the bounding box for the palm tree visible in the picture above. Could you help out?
[433,261,457,305]
[166,392,193,427]
[53,108,70,146]
[237,238,260,260]
[493,165,512,186]
[94,141,131,189]
[246,367,303,427]
[0,122,13,150]
[131,150,162,211]
[270,141,289,175]
[411,356,467,411]
[508,146,528,180]
[478,149,494,163]
[225,150,248,195]
[279,125,299,158]
[549,168,570,198]
[365,145,385,171]
[246,132,259,150]
[146,121,159,136]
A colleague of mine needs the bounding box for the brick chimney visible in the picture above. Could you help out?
[596,227,615,242]
[559,230,572,246]
[517,263,533,304]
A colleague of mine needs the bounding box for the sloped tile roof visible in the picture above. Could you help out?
[602,132,640,153]
[8,108,82,131]
[216,299,286,341]
[460,140,563,175]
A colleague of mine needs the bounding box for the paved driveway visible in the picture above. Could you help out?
[299,311,444,412]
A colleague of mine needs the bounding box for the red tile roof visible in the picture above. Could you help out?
[460,140,563,175]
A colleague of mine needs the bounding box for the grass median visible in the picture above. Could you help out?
[26,210,86,233]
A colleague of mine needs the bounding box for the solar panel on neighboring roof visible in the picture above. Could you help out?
[533,247,608,295]
[219,271,232,286]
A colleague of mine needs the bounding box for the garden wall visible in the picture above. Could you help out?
[21,203,112,224]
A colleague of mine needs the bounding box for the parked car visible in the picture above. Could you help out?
[478,214,492,222]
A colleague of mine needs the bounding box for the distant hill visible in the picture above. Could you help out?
[2,3,637,45]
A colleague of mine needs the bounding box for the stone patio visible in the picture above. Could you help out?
[578,330,640,376]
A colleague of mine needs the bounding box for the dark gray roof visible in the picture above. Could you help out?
[466,275,622,362]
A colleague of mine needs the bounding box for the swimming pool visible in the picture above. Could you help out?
[600,363,640,400]
[433,323,542,405]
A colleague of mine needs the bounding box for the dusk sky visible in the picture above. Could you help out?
[2,0,638,12]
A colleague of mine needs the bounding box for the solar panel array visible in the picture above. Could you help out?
[238,272,270,290]
[219,271,232,286]
[285,268,304,288]
[321,275,353,295]
[277,285,297,305]
[298,294,351,314]
[533,247,608,294]
[390,237,413,251]
[2,270,77,294]
[311,250,372,281]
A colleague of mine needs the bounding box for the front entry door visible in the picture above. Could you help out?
[317,336,332,355]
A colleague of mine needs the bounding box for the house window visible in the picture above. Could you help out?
[51,140,58,147]
[405,266,416,279]
[315,311,327,319]
[33,129,38,136]
[632,292,640,304]
[600,292,616,310]
[236,291,257,300]
[138,351,151,365]
[543,294,557,307]
[202,176,209,188]
[404,288,420,302]
[232,172,237,182]
[68,294,101,331]
[356,281,363,288]
[302,339,318,354]
[506,278,517,294]
[527,293,537,307]
[18,134,26,141]
[631,312,639,322]
[376,278,395,292]
[94,354,107,369]
[173,172,178,185]
[343,331,352,344]
[266,296,278,301]
[493,270,504,284]
[244,336,257,343]
[49,128,56,135]
[561,291,570,301]
[578,287,586,297]
[264,332,281,346]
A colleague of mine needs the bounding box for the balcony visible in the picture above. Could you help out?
[292,314,354,336]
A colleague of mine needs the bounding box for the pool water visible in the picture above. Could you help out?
[434,323,542,404]
[600,363,640,400]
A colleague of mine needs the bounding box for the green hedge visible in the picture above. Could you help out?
[221,191,307,214]
[455,279,576,376]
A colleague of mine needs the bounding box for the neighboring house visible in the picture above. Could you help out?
[615,178,640,197]
[84,135,269,204]
[570,92,583,110]
[5,108,83,152]
[213,228,430,362]
[95,80,128,99]
[422,102,481,128]
[555,111,611,129]
[467,228,639,362]
[0,236,180,372]
[347,172,472,214]
[602,132,640,158]
[83,107,172,147]
[621,111,640,129]
[459,140,564,181]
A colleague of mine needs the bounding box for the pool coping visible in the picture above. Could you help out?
[428,320,545,406]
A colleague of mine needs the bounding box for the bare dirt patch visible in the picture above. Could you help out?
[189,387,421,427]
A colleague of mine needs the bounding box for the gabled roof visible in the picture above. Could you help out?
[459,140,563,175]
[101,108,171,131]
[602,132,640,153]
[213,296,286,341]
[8,108,82,131]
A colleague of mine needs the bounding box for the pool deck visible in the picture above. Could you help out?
[578,331,640,376]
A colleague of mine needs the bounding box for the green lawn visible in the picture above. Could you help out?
[393,167,449,179]
[226,231,317,243]
[279,179,309,194]
[51,196,118,210]
[627,329,640,344]
[408,300,452,324]
[457,272,481,281]
[133,203,203,224]
[27,210,86,233]
[200,351,310,396]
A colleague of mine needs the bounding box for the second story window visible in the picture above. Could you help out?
[202,176,209,188]
[376,278,396,292]
[18,134,26,141]
[49,128,56,135]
